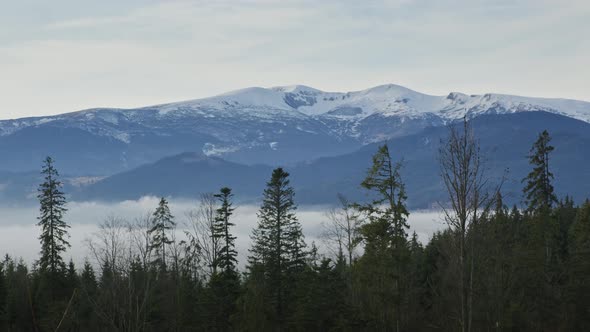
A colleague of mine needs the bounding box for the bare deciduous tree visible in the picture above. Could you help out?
[321,194,361,266]
[86,215,128,273]
[128,212,153,269]
[438,117,496,332]
[184,193,218,279]
[85,215,157,332]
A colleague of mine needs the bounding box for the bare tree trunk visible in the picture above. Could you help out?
[439,117,495,332]
[185,193,218,279]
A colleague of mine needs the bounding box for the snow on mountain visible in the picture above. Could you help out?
[1,84,589,174]
[155,87,291,116]
[3,84,588,131]
[145,83,590,123]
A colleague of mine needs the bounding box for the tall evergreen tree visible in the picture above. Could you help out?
[355,144,410,332]
[37,156,69,274]
[248,167,306,329]
[212,187,238,275]
[358,144,409,239]
[523,130,557,214]
[149,197,175,269]
[519,130,563,329]
[78,260,98,330]
[208,187,240,330]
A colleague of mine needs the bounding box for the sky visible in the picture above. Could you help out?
[1,0,589,120]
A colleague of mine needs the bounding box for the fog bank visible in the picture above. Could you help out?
[0,197,445,267]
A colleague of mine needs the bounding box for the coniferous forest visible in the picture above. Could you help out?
[1,120,589,332]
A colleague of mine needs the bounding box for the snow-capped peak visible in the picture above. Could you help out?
[271,84,322,94]
[97,83,590,124]
[2,84,590,143]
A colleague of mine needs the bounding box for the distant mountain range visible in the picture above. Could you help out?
[1,84,589,207]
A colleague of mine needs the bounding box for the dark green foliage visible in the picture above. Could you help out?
[0,259,5,328]
[208,187,240,331]
[77,260,98,330]
[3,257,36,331]
[213,187,238,276]
[37,156,69,274]
[33,156,77,331]
[567,201,590,330]
[523,130,558,214]
[354,144,410,331]
[358,144,409,239]
[1,134,590,331]
[290,258,354,331]
[235,264,271,331]
[247,167,307,330]
[149,197,176,269]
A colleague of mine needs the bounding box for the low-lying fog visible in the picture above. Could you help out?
[0,196,446,268]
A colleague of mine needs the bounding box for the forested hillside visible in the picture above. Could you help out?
[1,121,589,331]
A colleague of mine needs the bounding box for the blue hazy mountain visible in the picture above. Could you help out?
[72,112,590,209]
[1,84,588,176]
[1,84,589,207]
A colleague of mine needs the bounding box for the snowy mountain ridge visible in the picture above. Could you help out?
[3,84,590,136]
[1,84,589,174]
[152,83,590,121]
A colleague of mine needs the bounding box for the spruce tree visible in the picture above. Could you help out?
[212,187,238,276]
[208,187,240,330]
[355,144,409,331]
[78,261,98,330]
[358,144,409,238]
[149,197,175,269]
[37,156,69,274]
[80,260,97,297]
[523,130,557,214]
[248,167,306,328]
[519,131,563,328]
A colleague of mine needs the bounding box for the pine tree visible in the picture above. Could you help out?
[358,144,409,238]
[66,259,78,287]
[78,261,98,330]
[37,156,69,274]
[355,144,410,332]
[519,130,564,328]
[209,187,240,331]
[523,130,557,214]
[248,167,306,329]
[286,219,307,275]
[4,257,34,331]
[149,197,176,269]
[212,187,238,276]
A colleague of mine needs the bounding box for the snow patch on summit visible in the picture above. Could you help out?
[1,84,589,151]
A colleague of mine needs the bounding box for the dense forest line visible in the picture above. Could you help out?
[0,119,589,331]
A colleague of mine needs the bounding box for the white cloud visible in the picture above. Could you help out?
[0,197,445,268]
[0,0,588,119]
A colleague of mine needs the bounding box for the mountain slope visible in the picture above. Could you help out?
[76,152,273,203]
[1,84,588,175]
[293,111,590,207]
[73,112,590,208]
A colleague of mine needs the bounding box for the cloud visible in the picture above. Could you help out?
[0,197,445,268]
[1,0,589,119]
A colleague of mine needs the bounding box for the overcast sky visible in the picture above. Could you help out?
[1,0,589,120]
